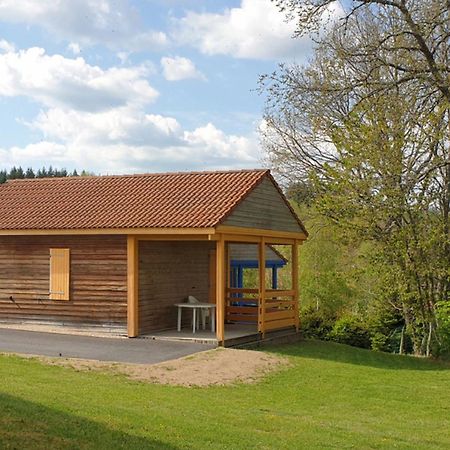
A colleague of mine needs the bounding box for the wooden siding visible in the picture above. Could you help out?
[0,235,127,331]
[138,241,214,334]
[223,177,303,233]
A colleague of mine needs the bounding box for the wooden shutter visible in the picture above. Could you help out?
[49,248,70,301]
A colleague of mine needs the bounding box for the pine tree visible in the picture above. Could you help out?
[25,168,35,179]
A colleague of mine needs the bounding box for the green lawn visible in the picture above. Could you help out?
[0,340,449,450]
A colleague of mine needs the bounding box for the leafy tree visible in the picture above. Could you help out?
[262,0,449,355]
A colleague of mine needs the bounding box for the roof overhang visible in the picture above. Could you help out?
[0,227,217,236]
[0,225,308,242]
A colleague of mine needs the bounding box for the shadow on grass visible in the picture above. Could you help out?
[264,339,450,371]
[0,392,177,450]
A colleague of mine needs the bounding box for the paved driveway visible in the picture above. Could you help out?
[0,328,214,364]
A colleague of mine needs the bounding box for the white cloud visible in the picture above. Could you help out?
[0,0,168,52]
[0,39,15,53]
[160,56,206,81]
[173,0,306,60]
[67,42,81,55]
[117,52,129,64]
[32,107,184,147]
[1,106,261,173]
[174,0,343,60]
[0,47,158,111]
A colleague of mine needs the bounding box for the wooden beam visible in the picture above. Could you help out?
[292,240,300,332]
[215,235,226,345]
[258,237,266,337]
[264,237,296,245]
[221,234,260,243]
[136,234,216,241]
[221,234,295,245]
[127,235,139,337]
[216,225,307,240]
[0,227,216,236]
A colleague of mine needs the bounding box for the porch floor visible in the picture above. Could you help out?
[142,323,258,345]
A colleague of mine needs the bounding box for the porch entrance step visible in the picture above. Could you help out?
[138,325,301,347]
[139,334,217,345]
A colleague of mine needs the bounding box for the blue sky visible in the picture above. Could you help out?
[0,0,319,174]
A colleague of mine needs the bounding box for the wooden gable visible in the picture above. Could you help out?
[222,176,305,234]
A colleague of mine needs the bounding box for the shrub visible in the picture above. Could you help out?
[370,332,389,352]
[367,299,413,353]
[370,327,413,354]
[300,307,336,340]
[328,316,371,349]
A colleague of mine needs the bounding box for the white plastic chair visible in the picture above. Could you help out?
[187,295,210,330]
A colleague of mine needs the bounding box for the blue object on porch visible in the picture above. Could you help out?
[230,259,285,289]
[228,244,288,305]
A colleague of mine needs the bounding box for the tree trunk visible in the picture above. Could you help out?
[399,326,405,355]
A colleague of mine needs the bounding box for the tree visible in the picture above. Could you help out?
[275,0,450,101]
[0,167,87,183]
[261,0,449,355]
[25,168,35,179]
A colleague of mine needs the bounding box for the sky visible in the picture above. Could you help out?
[0,0,319,174]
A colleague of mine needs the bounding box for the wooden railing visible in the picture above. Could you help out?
[225,287,298,333]
[225,288,258,323]
[263,289,297,332]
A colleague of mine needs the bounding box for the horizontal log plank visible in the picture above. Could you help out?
[265,310,296,321]
[264,318,296,331]
[226,288,259,294]
[226,306,258,314]
[265,300,296,308]
[226,314,258,322]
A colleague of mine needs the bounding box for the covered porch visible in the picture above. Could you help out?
[126,229,302,346]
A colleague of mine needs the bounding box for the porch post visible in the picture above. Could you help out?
[292,240,299,332]
[272,266,278,289]
[238,266,243,289]
[216,235,225,344]
[258,237,266,338]
[127,235,139,337]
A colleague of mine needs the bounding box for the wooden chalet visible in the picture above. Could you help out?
[0,169,308,345]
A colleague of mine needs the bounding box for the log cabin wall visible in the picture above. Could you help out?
[139,241,215,334]
[0,235,128,332]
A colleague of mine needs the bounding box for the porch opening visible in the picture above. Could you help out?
[136,239,299,344]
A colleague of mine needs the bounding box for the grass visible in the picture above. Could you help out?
[0,340,449,449]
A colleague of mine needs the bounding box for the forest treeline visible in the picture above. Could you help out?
[0,166,93,183]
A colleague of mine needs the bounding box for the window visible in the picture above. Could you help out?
[49,248,70,301]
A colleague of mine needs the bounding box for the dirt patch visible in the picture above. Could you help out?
[121,348,288,386]
[11,348,289,387]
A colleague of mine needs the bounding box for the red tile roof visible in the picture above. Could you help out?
[0,169,282,230]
